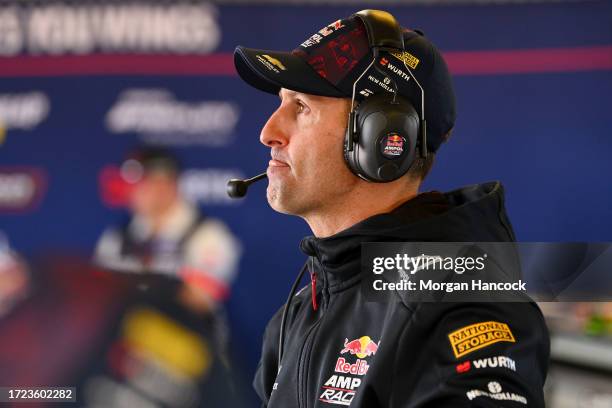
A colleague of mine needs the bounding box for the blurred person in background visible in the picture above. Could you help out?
[86,148,246,406]
[94,147,241,342]
[95,147,240,308]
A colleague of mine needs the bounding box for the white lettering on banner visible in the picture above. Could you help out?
[105,89,239,146]
[0,169,46,212]
[0,92,50,130]
[0,7,22,56]
[179,169,245,205]
[0,173,35,207]
[0,3,219,55]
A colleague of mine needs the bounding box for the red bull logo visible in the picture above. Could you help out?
[340,336,379,358]
[380,133,405,158]
[335,357,370,376]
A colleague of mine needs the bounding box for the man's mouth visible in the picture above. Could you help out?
[268,159,289,167]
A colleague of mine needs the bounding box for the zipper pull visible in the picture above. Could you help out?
[310,271,318,311]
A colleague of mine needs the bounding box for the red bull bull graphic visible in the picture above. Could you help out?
[380,133,405,159]
[340,336,379,358]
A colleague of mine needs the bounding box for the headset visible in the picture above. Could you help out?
[344,9,427,183]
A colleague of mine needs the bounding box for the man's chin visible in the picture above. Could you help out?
[267,186,301,216]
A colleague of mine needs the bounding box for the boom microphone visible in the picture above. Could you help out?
[227,172,267,198]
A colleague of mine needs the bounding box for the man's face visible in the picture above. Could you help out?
[260,88,356,216]
[129,171,178,218]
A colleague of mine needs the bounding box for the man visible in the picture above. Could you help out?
[94,147,240,312]
[234,9,549,407]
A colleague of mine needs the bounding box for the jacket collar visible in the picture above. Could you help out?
[299,182,513,289]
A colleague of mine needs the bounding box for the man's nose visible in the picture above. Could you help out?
[260,107,289,148]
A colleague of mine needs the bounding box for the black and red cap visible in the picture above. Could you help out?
[234,11,456,152]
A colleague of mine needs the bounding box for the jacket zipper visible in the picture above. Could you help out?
[297,313,323,408]
[311,270,318,311]
[297,255,329,408]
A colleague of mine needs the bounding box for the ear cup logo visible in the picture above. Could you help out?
[379,133,406,159]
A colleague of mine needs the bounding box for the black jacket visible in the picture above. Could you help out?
[255,182,550,407]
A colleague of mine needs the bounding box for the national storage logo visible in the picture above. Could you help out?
[447,321,515,359]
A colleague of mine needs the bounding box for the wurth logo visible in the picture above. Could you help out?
[473,356,516,371]
[456,355,517,374]
[386,62,411,82]
[379,57,412,82]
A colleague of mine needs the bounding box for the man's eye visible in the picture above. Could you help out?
[296,100,306,114]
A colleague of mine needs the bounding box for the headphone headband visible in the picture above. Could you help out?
[354,10,404,51]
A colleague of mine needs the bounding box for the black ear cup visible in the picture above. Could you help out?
[343,93,420,182]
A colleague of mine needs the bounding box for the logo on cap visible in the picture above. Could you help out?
[262,55,286,71]
[255,54,286,73]
[301,19,346,48]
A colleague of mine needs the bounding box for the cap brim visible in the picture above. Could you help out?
[234,46,345,98]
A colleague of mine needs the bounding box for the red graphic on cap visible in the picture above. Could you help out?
[331,19,344,30]
[327,28,366,74]
[456,361,471,373]
[307,55,327,78]
[379,57,389,66]
[299,26,369,86]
